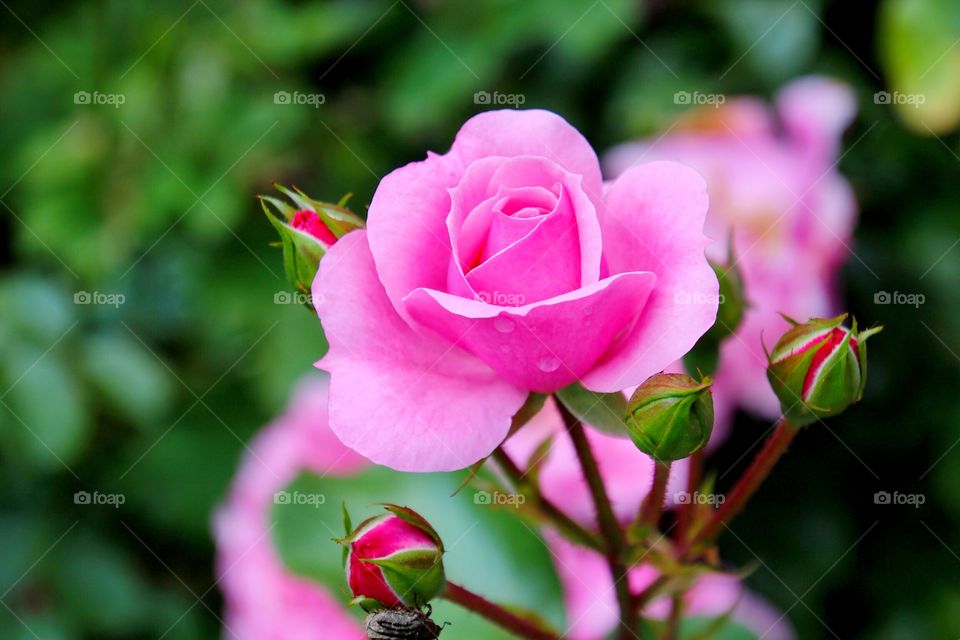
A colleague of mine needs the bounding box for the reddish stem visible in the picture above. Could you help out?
[676,451,703,539]
[443,581,558,640]
[638,461,671,528]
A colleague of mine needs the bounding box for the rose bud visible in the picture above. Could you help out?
[260,185,363,305]
[290,208,338,245]
[766,313,882,427]
[625,373,714,463]
[337,504,445,609]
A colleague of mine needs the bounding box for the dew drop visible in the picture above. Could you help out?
[537,355,561,372]
[494,314,516,334]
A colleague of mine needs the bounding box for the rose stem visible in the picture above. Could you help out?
[632,574,669,610]
[675,451,703,539]
[665,594,683,640]
[556,399,638,640]
[638,461,672,529]
[443,581,558,640]
[492,448,604,552]
[683,418,799,556]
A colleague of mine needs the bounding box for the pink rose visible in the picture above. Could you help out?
[316,109,718,471]
[605,76,857,424]
[213,376,367,640]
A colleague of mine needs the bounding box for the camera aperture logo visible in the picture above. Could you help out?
[273,490,326,508]
[74,490,125,508]
[874,491,924,508]
[474,490,526,508]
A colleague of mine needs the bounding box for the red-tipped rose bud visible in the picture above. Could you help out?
[290,209,338,245]
[338,504,445,609]
[766,313,882,426]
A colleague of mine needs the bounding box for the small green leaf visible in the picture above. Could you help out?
[554,383,629,436]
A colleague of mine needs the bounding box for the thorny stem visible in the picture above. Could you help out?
[492,448,604,552]
[556,399,638,639]
[638,461,671,529]
[443,582,558,640]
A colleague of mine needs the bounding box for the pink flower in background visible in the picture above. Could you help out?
[505,397,688,526]
[316,109,718,472]
[213,376,367,640]
[548,534,794,640]
[605,76,857,426]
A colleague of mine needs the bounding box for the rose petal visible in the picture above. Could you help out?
[404,271,656,393]
[315,231,527,471]
[582,161,717,392]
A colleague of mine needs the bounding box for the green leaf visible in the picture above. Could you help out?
[554,383,629,436]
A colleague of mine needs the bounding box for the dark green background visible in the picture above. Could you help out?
[1,1,958,638]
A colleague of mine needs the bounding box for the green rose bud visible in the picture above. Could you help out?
[625,373,714,462]
[766,313,882,427]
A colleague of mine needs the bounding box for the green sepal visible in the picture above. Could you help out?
[625,374,714,462]
[362,548,445,606]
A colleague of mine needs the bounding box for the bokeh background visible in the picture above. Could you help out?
[1,0,959,638]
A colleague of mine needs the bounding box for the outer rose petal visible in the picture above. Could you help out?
[583,161,717,392]
[404,271,656,392]
[366,149,463,324]
[451,109,604,199]
[315,231,527,472]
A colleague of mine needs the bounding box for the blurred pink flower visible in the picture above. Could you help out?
[315,109,718,472]
[547,533,794,640]
[213,375,367,640]
[505,397,688,527]
[605,76,857,427]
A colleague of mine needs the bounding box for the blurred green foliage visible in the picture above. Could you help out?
[1,0,958,638]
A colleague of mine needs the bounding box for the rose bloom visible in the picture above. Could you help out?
[605,76,857,426]
[315,109,718,471]
[213,376,367,640]
[506,400,793,639]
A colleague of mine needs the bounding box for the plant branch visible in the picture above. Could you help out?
[443,581,558,640]
[556,399,637,639]
[638,461,671,529]
[492,448,604,552]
